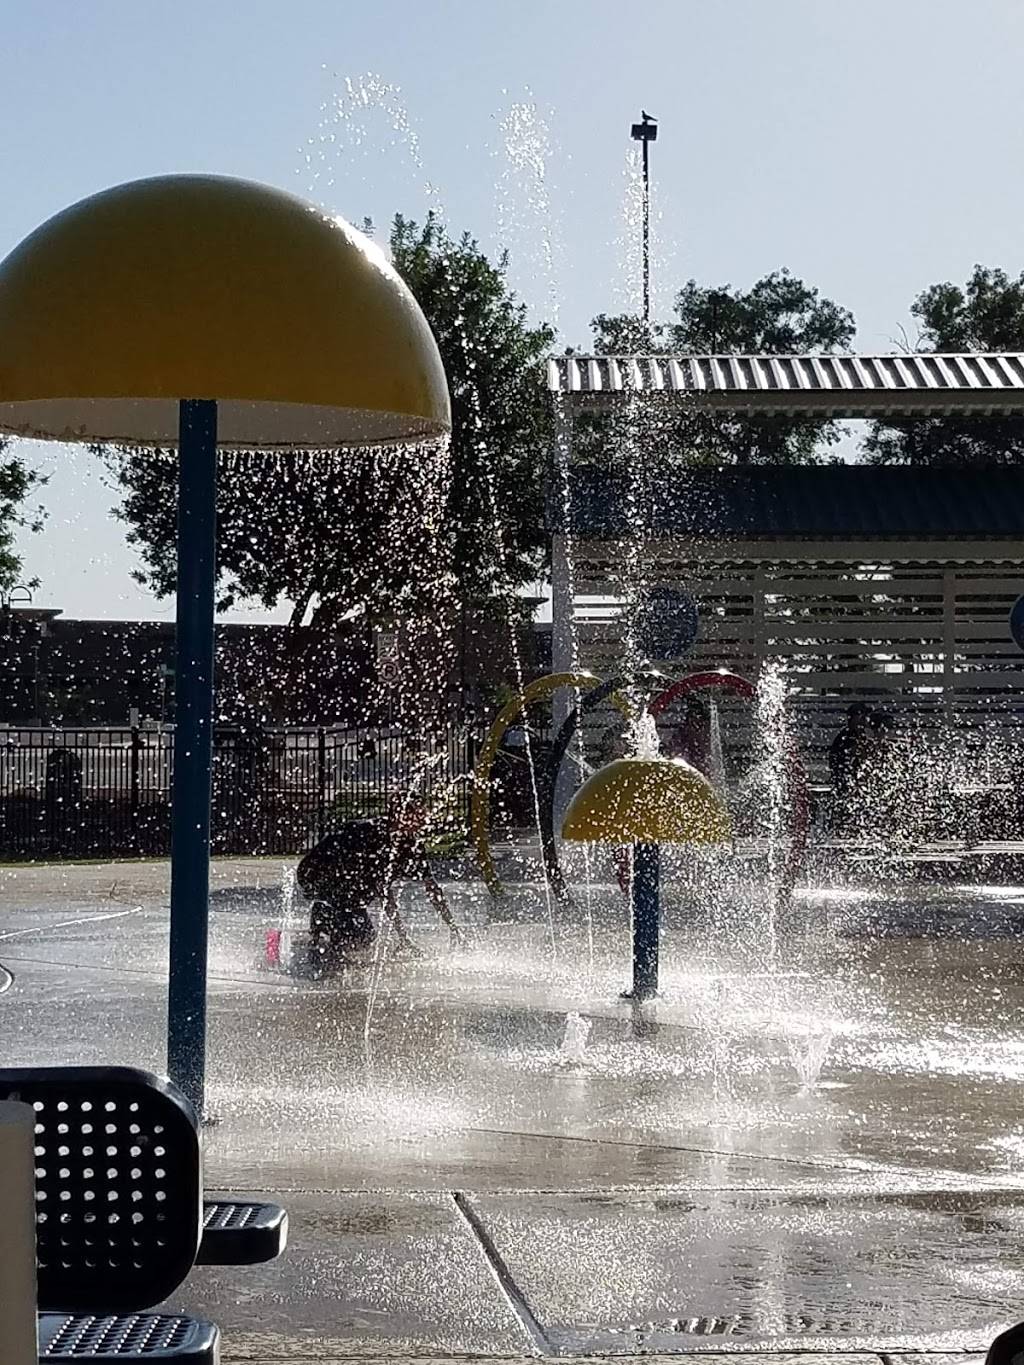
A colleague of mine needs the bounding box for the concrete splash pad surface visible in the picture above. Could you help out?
[3,859,1024,1357]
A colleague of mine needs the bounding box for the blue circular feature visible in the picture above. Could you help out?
[1010,595,1024,650]
[638,585,699,659]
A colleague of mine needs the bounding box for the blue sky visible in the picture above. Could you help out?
[4,0,1024,619]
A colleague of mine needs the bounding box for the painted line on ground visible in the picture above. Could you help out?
[0,952,300,990]
[0,906,143,941]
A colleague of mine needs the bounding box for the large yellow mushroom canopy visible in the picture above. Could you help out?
[0,174,450,448]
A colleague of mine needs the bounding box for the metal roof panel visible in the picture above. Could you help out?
[546,352,1024,416]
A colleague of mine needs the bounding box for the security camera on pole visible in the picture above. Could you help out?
[630,110,658,323]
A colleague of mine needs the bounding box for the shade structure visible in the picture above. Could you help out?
[0,174,450,446]
[561,756,731,845]
[0,174,451,1115]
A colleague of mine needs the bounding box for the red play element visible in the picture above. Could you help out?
[647,668,756,716]
[624,669,811,898]
[264,928,282,967]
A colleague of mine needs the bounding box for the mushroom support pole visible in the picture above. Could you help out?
[167,398,218,1117]
[631,841,660,1000]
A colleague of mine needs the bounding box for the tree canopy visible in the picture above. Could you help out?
[0,438,43,596]
[590,270,856,465]
[865,265,1024,466]
[391,215,553,600]
[104,214,554,632]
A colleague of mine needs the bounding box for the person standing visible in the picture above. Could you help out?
[828,703,872,832]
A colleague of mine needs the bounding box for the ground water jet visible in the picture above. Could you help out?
[272,863,300,970]
[786,1023,835,1092]
[560,1009,592,1063]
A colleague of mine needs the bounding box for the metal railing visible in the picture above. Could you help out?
[0,725,482,861]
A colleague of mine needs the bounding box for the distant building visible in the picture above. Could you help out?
[0,603,549,728]
[0,610,374,728]
[554,464,1024,772]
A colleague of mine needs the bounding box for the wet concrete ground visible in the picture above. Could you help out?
[3,857,1024,1359]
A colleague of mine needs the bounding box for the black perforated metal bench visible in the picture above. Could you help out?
[0,1066,284,1363]
[0,1068,214,1362]
[39,1313,219,1362]
[0,1066,287,1270]
[989,1322,1024,1365]
[2,1067,205,1314]
[199,1198,287,1265]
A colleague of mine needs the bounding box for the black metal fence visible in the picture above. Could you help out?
[0,725,481,861]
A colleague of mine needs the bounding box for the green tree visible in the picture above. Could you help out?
[864,265,1024,466]
[101,215,554,709]
[590,270,856,465]
[0,438,44,594]
[391,214,553,598]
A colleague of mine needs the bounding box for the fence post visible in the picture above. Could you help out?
[130,727,141,854]
[317,727,327,839]
[464,728,478,829]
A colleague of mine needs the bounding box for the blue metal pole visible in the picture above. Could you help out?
[631,841,660,1000]
[167,398,218,1116]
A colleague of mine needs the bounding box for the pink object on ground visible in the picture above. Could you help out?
[265,928,282,967]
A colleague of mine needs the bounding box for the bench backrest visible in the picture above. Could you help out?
[0,1066,202,1312]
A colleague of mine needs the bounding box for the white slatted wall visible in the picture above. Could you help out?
[568,546,1024,776]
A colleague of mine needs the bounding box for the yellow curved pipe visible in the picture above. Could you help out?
[471,672,631,897]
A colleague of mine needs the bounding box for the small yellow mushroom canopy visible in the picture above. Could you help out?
[561,756,731,845]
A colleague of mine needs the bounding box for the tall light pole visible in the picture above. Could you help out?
[630,111,658,324]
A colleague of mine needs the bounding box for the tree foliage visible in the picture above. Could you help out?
[107,442,448,632]
[589,270,856,465]
[864,265,1024,466]
[104,214,554,629]
[0,438,44,595]
[391,215,554,598]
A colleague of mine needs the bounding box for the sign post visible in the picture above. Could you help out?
[1010,595,1024,651]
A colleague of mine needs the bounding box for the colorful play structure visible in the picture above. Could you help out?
[471,667,810,999]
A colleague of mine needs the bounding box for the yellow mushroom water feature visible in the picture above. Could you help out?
[470,671,632,899]
[0,174,450,1112]
[562,753,731,1000]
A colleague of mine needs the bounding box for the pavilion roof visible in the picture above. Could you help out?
[556,465,1024,541]
[547,353,1024,417]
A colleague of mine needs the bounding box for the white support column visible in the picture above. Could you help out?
[550,397,576,733]
[551,532,574,722]
[942,568,957,725]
